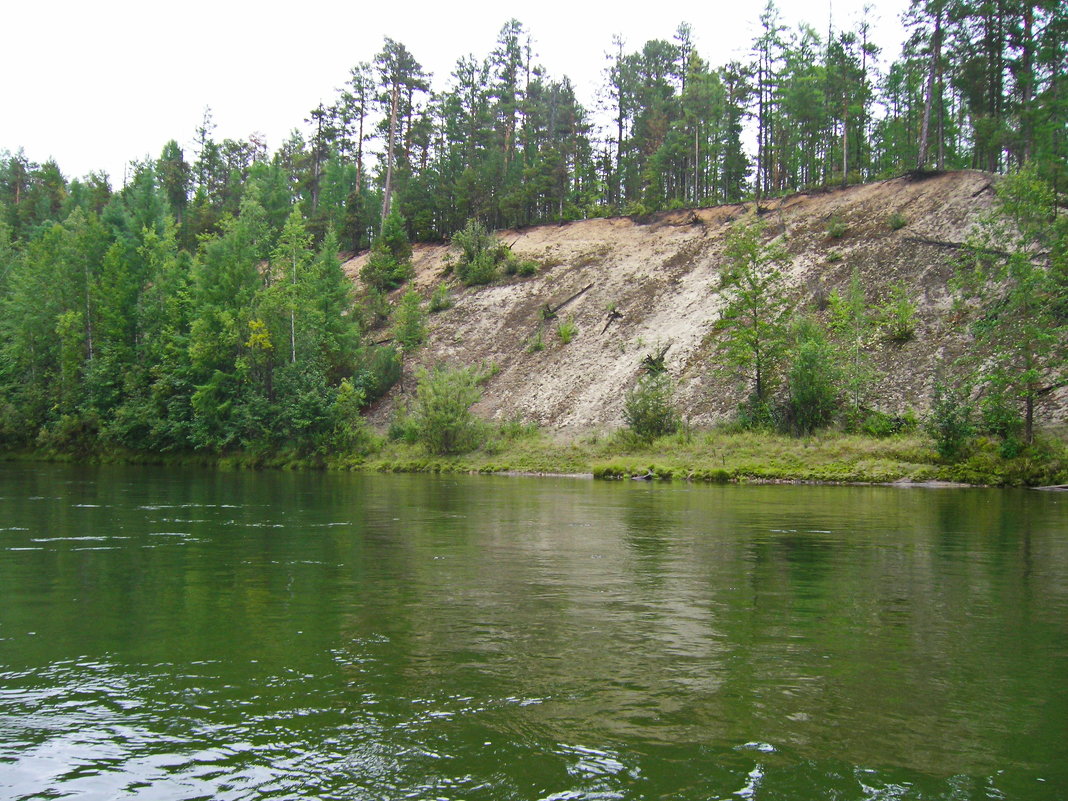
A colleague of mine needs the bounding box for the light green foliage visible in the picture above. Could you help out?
[527,328,545,353]
[888,212,908,231]
[878,281,917,342]
[360,211,413,291]
[267,208,313,366]
[713,217,791,404]
[331,378,372,453]
[556,315,578,344]
[623,373,680,441]
[412,365,483,455]
[0,205,109,434]
[826,216,848,239]
[514,259,539,277]
[392,289,427,353]
[785,317,841,435]
[428,281,452,313]
[953,165,1067,443]
[827,267,879,424]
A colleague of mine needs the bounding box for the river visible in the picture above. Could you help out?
[1,464,1066,799]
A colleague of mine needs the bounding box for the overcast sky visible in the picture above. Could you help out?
[3,0,910,186]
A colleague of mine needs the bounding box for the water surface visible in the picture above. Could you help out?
[1,464,1066,799]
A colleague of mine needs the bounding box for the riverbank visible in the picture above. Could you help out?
[357,429,1068,487]
[7,427,1067,487]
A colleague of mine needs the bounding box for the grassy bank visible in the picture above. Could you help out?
[5,427,1067,487]
[351,428,1068,487]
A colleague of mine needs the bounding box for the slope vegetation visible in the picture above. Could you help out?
[346,171,1064,433]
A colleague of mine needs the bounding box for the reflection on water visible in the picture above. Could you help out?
[0,465,1066,799]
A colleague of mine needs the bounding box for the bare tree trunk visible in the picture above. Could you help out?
[1021,3,1034,163]
[696,125,701,203]
[918,6,943,169]
[355,102,365,195]
[381,83,400,224]
[842,112,848,185]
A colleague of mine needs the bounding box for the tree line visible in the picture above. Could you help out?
[4,2,1064,247]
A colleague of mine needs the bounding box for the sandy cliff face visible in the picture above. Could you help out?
[344,171,1065,432]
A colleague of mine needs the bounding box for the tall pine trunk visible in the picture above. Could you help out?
[918,5,943,169]
[381,83,400,225]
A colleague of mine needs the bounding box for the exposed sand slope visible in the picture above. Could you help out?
[342,171,1065,432]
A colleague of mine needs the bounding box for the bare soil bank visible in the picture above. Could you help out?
[344,171,1066,433]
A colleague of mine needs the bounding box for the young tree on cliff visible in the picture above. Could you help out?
[712,216,791,421]
[360,210,413,292]
[954,165,1067,445]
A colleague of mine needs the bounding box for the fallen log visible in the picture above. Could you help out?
[542,282,594,319]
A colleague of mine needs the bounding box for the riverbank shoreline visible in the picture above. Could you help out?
[4,428,1066,488]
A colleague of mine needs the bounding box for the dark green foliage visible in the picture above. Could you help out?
[734,392,778,431]
[351,346,402,406]
[428,282,451,313]
[387,404,419,444]
[514,259,539,277]
[330,378,373,453]
[452,219,511,286]
[979,388,1025,458]
[623,373,680,440]
[35,411,102,456]
[925,381,975,461]
[392,289,427,353]
[359,289,392,331]
[860,409,919,438]
[3,0,1066,242]
[412,365,483,455]
[641,348,668,375]
[953,166,1067,444]
[784,318,841,435]
[526,328,545,353]
[360,211,413,291]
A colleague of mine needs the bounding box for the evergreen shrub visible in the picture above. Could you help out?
[623,373,680,441]
[925,382,975,461]
[412,365,483,455]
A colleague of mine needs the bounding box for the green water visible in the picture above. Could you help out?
[0,464,1066,800]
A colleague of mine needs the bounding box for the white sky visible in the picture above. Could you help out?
[2,0,910,186]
